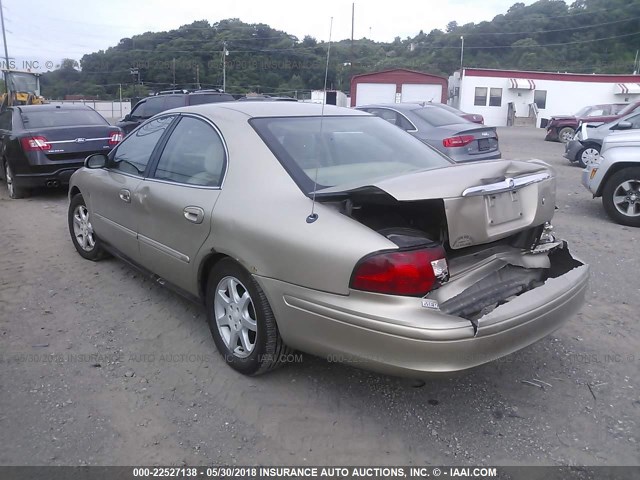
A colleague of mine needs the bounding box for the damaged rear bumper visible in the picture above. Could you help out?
[256,244,588,377]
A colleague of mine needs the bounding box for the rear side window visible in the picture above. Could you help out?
[109,116,175,175]
[153,116,226,186]
[144,97,167,117]
[20,108,107,128]
[0,110,12,130]
[188,94,234,105]
[163,95,186,110]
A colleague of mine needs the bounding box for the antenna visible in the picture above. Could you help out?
[307,16,333,224]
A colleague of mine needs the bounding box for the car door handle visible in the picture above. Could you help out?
[183,206,205,224]
[119,189,131,203]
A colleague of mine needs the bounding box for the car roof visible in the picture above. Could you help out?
[16,104,94,112]
[168,101,368,118]
[357,103,438,112]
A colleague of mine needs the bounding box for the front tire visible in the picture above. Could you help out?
[3,160,28,199]
[558,127,575,143]
[602,167,640,227]
[205,258,290,375]
[68,193,107,260]
[577,145,600,168]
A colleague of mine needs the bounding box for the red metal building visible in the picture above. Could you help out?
[350,68,448,107]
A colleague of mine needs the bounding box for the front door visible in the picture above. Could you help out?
[90,115,176,261]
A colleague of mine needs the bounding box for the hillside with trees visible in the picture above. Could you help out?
[40,0,640,99]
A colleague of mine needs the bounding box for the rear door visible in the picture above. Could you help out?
[89,115,177,261]
[137,114,226,293]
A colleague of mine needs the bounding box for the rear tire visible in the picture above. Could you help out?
[68,193,107,260]
[602,167,640,227]
[577,145,600,169]
[558,127,575,143]
[205,258,291,375]
[3,160,29,199]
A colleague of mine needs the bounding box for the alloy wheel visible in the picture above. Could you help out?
[214,276,257,358]
[612,179,640,217]
[72,205,96,251]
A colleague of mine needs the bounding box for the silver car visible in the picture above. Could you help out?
[356,103,500,162]
[582,128,640,227]
[68,102,588,377]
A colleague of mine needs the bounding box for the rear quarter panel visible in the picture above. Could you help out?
[197,111,396,296]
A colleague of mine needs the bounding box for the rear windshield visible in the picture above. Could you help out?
[251,115,451,193]
[20,109,107,128]
[411,106,467,126]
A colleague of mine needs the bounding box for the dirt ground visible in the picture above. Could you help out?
[0,127,638,467]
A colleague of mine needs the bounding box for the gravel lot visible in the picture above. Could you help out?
[0,126,638,467]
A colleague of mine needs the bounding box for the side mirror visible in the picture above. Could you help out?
[122,114,132,122]
[613,121,633,130]
[85,153,108,169]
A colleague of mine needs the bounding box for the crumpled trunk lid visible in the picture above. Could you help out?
[317,159,556,249]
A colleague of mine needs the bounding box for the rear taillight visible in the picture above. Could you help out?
[20,136,50,151]
[443,135,475,148]
[350,246,449,296]
[109,131,123,145]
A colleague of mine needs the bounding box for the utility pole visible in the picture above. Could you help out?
[222,42,227,92]
[460,36,464,75]
[0,0,11,94]
[119,83,122,117]
[195,64,200,90]
[350,3,354,82]
[172,58,176,89]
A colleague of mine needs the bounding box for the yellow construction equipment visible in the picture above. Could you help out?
[0,69,44,109]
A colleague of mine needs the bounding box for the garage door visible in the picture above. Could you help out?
[401,83,443,103]
[355,83,396,106]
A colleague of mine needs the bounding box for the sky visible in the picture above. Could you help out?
[2,0,535,71]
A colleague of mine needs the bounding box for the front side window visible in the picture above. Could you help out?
[153,116,226,186]
[489,88,502,107]
[474,87,487,106]
[109,116,175,175]
[534,90,547,110]
[251,115,451,193]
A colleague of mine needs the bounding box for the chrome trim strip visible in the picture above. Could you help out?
[94,213,137,238]
[139,234,190,263]
[48,137,111,144]
[144,177,222,190]
[462,172,551,197]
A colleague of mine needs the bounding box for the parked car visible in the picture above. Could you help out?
[68,102,587,377]
[117,91,235,134]
[356,103,500,162]
[417,101,484,124]
[564,110,640,167]
[545,102,640,143]
[0,104,123,199]
[582,129,640,227]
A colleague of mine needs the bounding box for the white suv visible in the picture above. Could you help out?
[582,129,640,227]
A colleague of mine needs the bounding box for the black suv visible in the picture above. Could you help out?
[117,91,235,134]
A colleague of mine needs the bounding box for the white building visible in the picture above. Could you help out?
[449,68,640,127]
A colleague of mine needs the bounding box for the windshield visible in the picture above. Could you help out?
[574,106,591,117]
[617,103,640,116]
[251,115,452,193]
[6,72,40,95]
[411,106,467,126]
[21,109,107,128]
